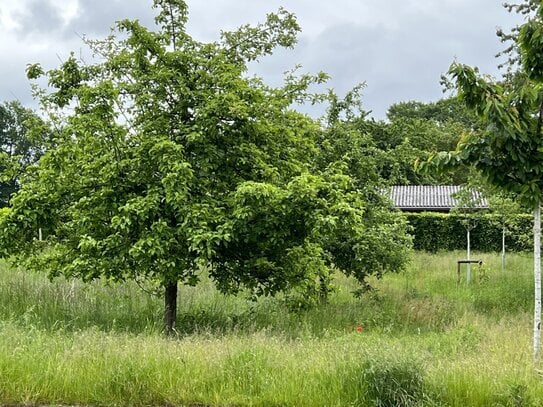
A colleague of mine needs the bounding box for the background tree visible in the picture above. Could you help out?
[326,96,478,186]
[0,101,47,207]
[487,191,529,272]
[386,97,480,130]
[0,0,411,333]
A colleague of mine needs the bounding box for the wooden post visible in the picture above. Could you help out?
[164,281,178,336]
[457,261,461,286]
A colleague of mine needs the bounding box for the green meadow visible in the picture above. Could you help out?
[0,251,540,406]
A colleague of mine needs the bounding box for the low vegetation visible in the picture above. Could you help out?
[0,251,541,406]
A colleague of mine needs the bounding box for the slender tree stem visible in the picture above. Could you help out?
[534,96,543,365]
[467,228,471,285]
[534,203,541,364]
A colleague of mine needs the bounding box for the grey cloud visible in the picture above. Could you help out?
[0,55,34,105]
[66,0,155,37]
[248,2,517,120]
[11,0,156,41]
[14,0,64,38]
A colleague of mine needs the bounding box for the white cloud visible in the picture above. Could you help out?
[0,1,27,32]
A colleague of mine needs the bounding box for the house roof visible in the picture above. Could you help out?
[390,185,489,211]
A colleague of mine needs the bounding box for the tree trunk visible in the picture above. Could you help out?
[164,280,178,335]
[534,203,541,364]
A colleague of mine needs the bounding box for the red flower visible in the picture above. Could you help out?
[356,326,364,332]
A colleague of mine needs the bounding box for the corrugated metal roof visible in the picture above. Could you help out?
[390,185,488,211]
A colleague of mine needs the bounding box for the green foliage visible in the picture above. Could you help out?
[318,93,482,187]
[387,98,480,129]
[0,101,47,207]
[0,208,9,222]
[406,212,532,252]
[497,1,540,73]
[427,61,543,207]
[0,252,535,336]
[0,0,410,316]
[384,97,485,185]
[220,7,301,62]
[381,97,480,185]
[319,93,464,186]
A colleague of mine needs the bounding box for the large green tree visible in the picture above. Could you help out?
[0,0,410,333]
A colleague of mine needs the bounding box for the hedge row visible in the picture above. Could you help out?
[405,212,533,252]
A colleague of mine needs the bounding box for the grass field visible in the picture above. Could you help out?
[0,251,541,406]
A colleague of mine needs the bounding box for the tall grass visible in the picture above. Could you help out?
[0,252,540,406]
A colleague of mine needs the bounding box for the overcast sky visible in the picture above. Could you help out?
[0,0,525,120]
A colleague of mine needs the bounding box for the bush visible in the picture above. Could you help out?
[406,212,532,252]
